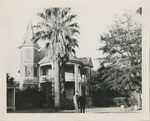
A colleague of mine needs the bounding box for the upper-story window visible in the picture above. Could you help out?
[43,67,47,75]
[81,68,86,75]
[25,66,32,77]
[65,65,74,74]
[41,65,52,76]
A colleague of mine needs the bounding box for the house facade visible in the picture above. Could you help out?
[18,21,93,106]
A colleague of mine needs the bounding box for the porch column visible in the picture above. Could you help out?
[78,67,82,94]
[80,75,84,95]
[38,66,41,90]
[74,64,79,93]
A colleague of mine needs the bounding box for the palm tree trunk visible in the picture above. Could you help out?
[54,60,60,108]
[60,62,66,108]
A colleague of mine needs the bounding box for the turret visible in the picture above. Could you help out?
[18,21,40,89]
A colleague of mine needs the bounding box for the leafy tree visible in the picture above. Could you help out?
[15,87,47,109]
[34,8,79,108]
[6,73,15,86]
[97,11,142,106]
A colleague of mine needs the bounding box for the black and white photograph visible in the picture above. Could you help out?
[0,0,149,121]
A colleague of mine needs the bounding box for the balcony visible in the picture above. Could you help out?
[39,73,86,83]
[65,72,83,82]
[39,75,53,82]
[65,73,75,82]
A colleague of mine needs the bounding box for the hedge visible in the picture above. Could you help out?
[15,88,48,109]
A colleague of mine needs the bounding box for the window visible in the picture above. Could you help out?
[25,66,31,77]
[25,66,27,77]
[65,65,74,74]
[43,67,46,75]
[34,67,37,77]
[81,68,86,75]
[42,65,52,76]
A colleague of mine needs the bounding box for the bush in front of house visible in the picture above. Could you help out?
[92,89,123,107]
[126,97,137,107]
[113,97,126,107]
[15,88,47,109]
[86,97,93,108]
[62,99,74,110]
[92,97,114,107]
[113,97,137,107]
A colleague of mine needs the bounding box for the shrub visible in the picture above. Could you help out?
[92,89,123,107]
[92,97,114,107]
[113,97,126,107]
[113,97,137,107]
[86,97,93,107]
[62,99,74,110]
[15,88,47,109]
[127,97,137,106]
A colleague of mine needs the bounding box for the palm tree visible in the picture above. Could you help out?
[34,8,79,108]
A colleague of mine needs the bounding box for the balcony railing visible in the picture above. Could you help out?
[65,72,83,82]
[65,73,75,82]
[39,73,87,83]
[39,75,53,82]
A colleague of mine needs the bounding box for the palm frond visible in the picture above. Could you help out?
[37,12,46,20]
[63,15,77,24]
[68,23,79,28]
[34,8,79,61]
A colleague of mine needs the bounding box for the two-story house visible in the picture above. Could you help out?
[18,21,93,106]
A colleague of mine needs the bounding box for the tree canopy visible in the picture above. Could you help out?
[96,11,142,95]
[34,8,80,62]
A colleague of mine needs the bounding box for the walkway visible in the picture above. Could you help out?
[59,107,142,113]
[8,107,142,113]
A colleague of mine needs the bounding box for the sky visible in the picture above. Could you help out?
[0,0,142,80]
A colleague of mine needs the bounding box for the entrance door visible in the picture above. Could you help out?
[65,82,74,100]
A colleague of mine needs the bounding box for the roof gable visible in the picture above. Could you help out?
[37,50,93,68]
[79,57,93,68]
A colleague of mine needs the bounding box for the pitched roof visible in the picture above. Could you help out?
[36,47,47,62]
[68,53,83,65]
[37,48,93,68]
[79,57,93,68]
[38,56,51,64]
[23,20,34,44]
[19,20,40,48]
[68,53,93,68]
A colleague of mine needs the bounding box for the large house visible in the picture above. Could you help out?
[18,21,93,106]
